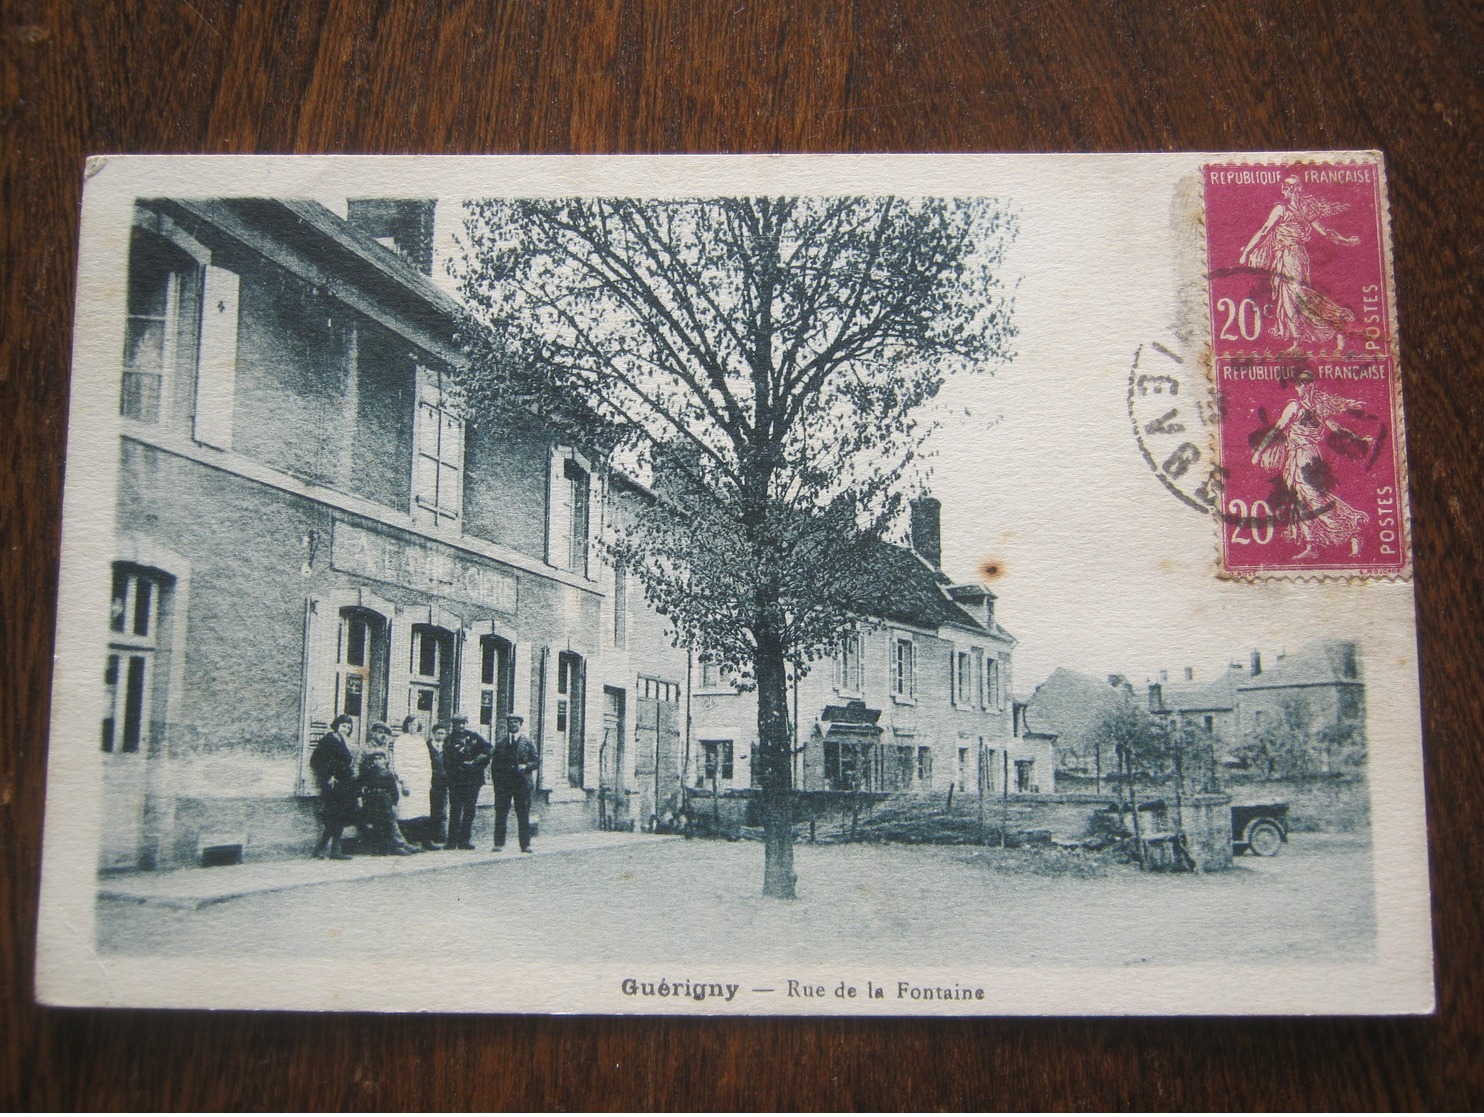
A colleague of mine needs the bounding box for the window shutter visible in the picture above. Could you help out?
[297,597,338,795]
[193,265,240,450]
[547,450,573,567]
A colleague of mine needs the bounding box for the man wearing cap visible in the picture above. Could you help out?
[490,713,540,853]
[442,714,492,850]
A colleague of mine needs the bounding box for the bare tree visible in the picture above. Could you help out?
[454,196,1017,898]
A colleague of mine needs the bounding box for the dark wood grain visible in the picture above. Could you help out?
[3,0,1481,1109]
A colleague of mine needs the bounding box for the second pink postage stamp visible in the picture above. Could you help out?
[1204,158,1409,578]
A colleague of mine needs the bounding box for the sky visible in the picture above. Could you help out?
[317,155,1414,692]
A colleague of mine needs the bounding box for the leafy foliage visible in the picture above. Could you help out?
[453,196,1017,673]
[452,195,1018,896]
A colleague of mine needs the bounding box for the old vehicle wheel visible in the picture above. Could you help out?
[1247,820,1283,857]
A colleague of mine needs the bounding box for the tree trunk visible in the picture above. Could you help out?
[754,630,797,899]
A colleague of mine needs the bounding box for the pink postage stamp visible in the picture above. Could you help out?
[1204,159,1409,578]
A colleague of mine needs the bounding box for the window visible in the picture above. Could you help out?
[699,658,726,690]
[917,746,933,786]
[986,657,1002,710]
[547,449,593,575]
[1015,758,1035,793]
[701,739,734,782]
[612,561,627,648]
[330,607,388,750]
[957,747,970,791]
[558,651,586,787]
[408,624,455,726]
[638,675,680,703]
[892,745,915,789]
[565,458,590,575]
[838,630,863,693]
[413,366,464,528]
[891,637,915,699]
[102,566,169,754]
[121,231,198,423]
[954,651,971,706]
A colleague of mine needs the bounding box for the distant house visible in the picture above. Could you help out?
[1022,669,1137,783]
[689,498,1052,799]
[1148,641,1365,745]
[1147,662,1245,740]
[1234,641,1365,736]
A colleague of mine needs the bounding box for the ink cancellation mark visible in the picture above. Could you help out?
[1128,339,1223,517]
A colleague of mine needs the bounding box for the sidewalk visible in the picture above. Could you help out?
[98,830,676,910]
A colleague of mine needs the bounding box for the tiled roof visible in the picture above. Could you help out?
[1239,640,1362,691]
[861,541,999,637]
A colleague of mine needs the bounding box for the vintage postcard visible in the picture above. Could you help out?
[36,154,1431,1014]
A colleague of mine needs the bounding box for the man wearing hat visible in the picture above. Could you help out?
[490,713,540,853]
[442,714,492,850]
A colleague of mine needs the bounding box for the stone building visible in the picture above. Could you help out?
[1147,641,1365,746]
[99,197,688,869]
[688,499,1052,800]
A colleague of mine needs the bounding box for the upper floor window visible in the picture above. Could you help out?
[891,636,915,699]
[954,650,972,706]
[612,560,628,648]
[548,448,592,577]
[413,366,463,529]
[699,658,725,690]
[971,647,985,707]
[986,657,1003,709]
[122,230,200,423]
[838,630,863,693]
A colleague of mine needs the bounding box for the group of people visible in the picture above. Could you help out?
[309,710,540,859]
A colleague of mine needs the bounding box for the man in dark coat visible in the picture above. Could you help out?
[490,713,540,853]
[310,714,358,860]
[442,714,491,850]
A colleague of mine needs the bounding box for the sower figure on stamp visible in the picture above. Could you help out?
[443,714,491,850]
[310,714,358,860]
[491,713,540,853]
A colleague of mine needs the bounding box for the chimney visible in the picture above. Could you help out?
[1148,682,1164,712]
[1159,669,1168,682]
[1184,666,1194,681]
[910,497,942,568]
[1250,650,1262,676]
[346,198,437,275]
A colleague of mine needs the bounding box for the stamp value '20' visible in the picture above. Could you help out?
[1204,159,1410,579]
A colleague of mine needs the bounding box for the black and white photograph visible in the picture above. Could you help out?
[35,154,1431,1015]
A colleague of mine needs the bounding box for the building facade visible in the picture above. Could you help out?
[1147,641,1366,747]
[688,501,1052,800]
[100,197,689,869]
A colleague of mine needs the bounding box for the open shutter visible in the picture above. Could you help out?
[547,449,572,567]
[193,265,240,450]
[297,597,338,795]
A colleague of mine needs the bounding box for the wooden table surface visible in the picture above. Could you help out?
[3,1,1480,1109]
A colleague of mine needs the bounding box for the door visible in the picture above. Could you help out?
[479,634,515,739]
[602,686,626,819]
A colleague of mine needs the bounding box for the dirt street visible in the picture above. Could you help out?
[99,833,1374,967]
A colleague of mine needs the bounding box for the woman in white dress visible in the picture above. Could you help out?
[394,715,439,850]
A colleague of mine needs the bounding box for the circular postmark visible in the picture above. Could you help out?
[1128,337,1223,516]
